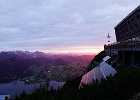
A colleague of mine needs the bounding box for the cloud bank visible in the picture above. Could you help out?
[0,0,139,53]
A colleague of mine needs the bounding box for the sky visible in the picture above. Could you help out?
[0,0,139,54]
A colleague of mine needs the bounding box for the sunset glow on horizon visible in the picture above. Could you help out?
[43,46,104,54]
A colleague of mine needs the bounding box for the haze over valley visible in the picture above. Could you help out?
[0,51,94,83]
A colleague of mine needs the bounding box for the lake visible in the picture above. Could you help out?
[0,80,40,98]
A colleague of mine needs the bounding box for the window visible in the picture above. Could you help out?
[136,14,140,19]
[131,18,134,22]
[135,23,138,28]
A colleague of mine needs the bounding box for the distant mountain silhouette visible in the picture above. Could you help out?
[0,51,94,83]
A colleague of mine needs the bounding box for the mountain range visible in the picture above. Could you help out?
[0,51,94,83]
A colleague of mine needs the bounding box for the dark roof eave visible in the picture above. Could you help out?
[114,5,140,29]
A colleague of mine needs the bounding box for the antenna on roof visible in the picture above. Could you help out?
[107,33,111,43]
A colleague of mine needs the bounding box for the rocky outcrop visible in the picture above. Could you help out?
[79,56,117,88]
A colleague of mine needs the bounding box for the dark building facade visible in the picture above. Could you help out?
[105,5,140,66]
[115,5,140,42]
